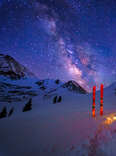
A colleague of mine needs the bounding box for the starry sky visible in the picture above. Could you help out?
[0,0,116,91]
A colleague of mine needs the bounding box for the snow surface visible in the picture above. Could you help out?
[0,78,116,156]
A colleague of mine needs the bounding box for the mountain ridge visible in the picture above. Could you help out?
[0,54,34,79]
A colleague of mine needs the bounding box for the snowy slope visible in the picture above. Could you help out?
[36,79,63,92]
[43,80,87,99]
[0,81,116,156]
[36,79,87,93]
[0,73,88,118]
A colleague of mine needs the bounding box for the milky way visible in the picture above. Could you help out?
[0,0,116,91]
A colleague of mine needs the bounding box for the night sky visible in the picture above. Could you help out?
[0,0,116,91]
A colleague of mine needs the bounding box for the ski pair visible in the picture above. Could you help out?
[92,84,103,117]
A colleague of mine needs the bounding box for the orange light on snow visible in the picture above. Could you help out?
[113,116,116,120]
[104,117,113,125]
[104,115,116,125]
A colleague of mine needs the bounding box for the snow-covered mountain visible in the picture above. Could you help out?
[0,54,88,104]
[36,79,63,91]
[0,56,116,155]
[0,54,34,79]
[0,53,87,97]
[62,80,87,94]
[0,53,38,103]
[36,79,87,95]
[0,81,38,103]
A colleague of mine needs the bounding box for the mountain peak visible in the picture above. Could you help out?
[62,80,87,94]
[0,53,34,79]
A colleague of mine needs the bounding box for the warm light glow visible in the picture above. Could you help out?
[104,115,116,125]
[113,116,116,120]
[104,117,113,125]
